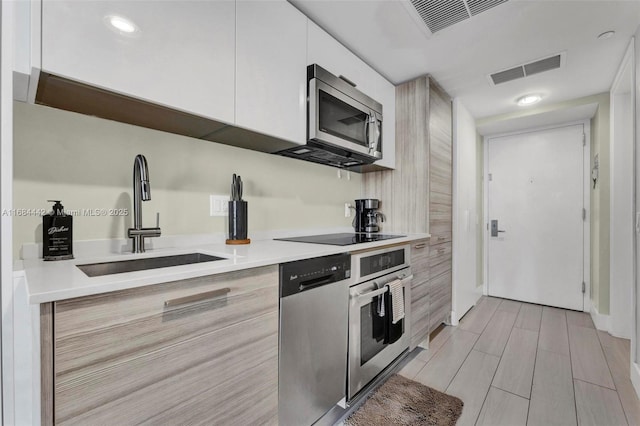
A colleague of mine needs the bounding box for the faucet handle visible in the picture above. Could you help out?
[156,212,160,228]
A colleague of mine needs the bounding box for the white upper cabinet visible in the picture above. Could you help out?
[40,0,235,123]
[235,0,307,144]
[307,21,376,97]
[307,21,395,169]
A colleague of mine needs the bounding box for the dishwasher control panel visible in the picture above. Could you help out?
[279,253,351,297]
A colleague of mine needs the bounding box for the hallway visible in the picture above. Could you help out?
[399,297,640,425]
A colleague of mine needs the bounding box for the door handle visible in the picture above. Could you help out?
[164,288,230,307]
[491,220,506,237]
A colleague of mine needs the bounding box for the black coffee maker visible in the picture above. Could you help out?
[354,199,385,233]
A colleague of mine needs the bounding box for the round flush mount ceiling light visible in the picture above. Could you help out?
[516,94,542,106]
[598,30,615,40]
[105,15,139,35]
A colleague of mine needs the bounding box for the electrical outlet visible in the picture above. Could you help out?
[210,195,229,217]
[345,203,352,218]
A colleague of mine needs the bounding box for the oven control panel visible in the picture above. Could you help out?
[360,249,406,277]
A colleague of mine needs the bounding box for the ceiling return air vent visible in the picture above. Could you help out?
[489,53,565,85]
[409,0,509,33]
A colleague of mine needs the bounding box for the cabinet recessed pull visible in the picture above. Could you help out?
[164,288,230,307]
[414,243,426,249]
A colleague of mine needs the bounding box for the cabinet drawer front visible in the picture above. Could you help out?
[430,261,452,282]
[55,265,278,376]
[410,239,430,270]
[56,312,278,425]
[429,220,452,245]
[429,242,452,266]
[411,303,430,349]
[429,303,450,333]
[430,271,452,307]
[411,277,430,303]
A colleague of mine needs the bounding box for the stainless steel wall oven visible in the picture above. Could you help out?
[348,245,412,400]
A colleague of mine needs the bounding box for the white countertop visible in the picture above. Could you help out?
[22,233,429,304]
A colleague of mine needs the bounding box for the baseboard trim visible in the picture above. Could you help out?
[590,304,610,331]
[449,310,459,326]
[631,363,640,399]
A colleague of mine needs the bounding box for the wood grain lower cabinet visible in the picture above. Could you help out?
[364,74,453,341]
[41,265,279,426]
[410,238,430,350]
[429,243,452,333]
[427,79,452,333]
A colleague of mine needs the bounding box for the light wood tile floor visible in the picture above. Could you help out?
[399,297,640,425]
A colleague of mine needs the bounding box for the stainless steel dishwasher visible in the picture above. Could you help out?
[279,253,352,426]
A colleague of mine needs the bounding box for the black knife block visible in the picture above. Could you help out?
[226,200,250,245]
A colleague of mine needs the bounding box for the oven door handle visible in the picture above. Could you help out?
[355,274,413,302]
[356,286,388,301]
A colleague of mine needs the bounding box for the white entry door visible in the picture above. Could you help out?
[487,124,585,311]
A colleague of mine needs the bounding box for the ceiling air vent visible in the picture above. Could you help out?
[524,55,562,76]
[489,53,565,86]
[467,0,509,16]
[409,0,509,33]
[490,66,525,85]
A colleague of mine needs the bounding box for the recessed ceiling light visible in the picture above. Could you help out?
[105,15,139,35]
[516,94,542,106]
[598,30,615,40]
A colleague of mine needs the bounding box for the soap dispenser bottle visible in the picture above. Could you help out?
[43,200,74,261]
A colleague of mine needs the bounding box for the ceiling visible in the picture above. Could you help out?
[289,0,640,119]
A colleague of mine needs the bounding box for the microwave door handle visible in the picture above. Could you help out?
[364,114,370,147]
[367,112,378,153]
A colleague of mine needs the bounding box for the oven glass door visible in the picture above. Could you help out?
[360,295,388,365]
[348,269,411,400]
[309,78,379,159]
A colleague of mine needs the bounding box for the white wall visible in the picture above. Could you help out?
[632,24,640,397]
[1,0,14,422]
[452,99,481,322]
[610,40,635,339]
[12,102,362,258]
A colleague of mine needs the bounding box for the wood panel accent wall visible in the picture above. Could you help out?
[427,81,453,332]
[364,75,453,339]
[363,77,430,233]
[41,266,279,425]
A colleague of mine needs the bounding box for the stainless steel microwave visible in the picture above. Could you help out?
[277,64,383,169]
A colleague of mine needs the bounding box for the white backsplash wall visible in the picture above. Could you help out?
[13,102,361,258]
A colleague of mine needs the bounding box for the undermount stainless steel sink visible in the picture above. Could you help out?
[77,253,227,277]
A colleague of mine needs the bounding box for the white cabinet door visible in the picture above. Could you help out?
[307,20,376,97]
[41,0,235,123]
[236,0,307,144]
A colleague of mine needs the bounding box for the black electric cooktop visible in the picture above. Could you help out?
[274,233,405,246]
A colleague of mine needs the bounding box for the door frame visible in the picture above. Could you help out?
[482,120,591,312]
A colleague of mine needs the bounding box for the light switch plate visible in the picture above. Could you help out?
[210,195,229,217]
